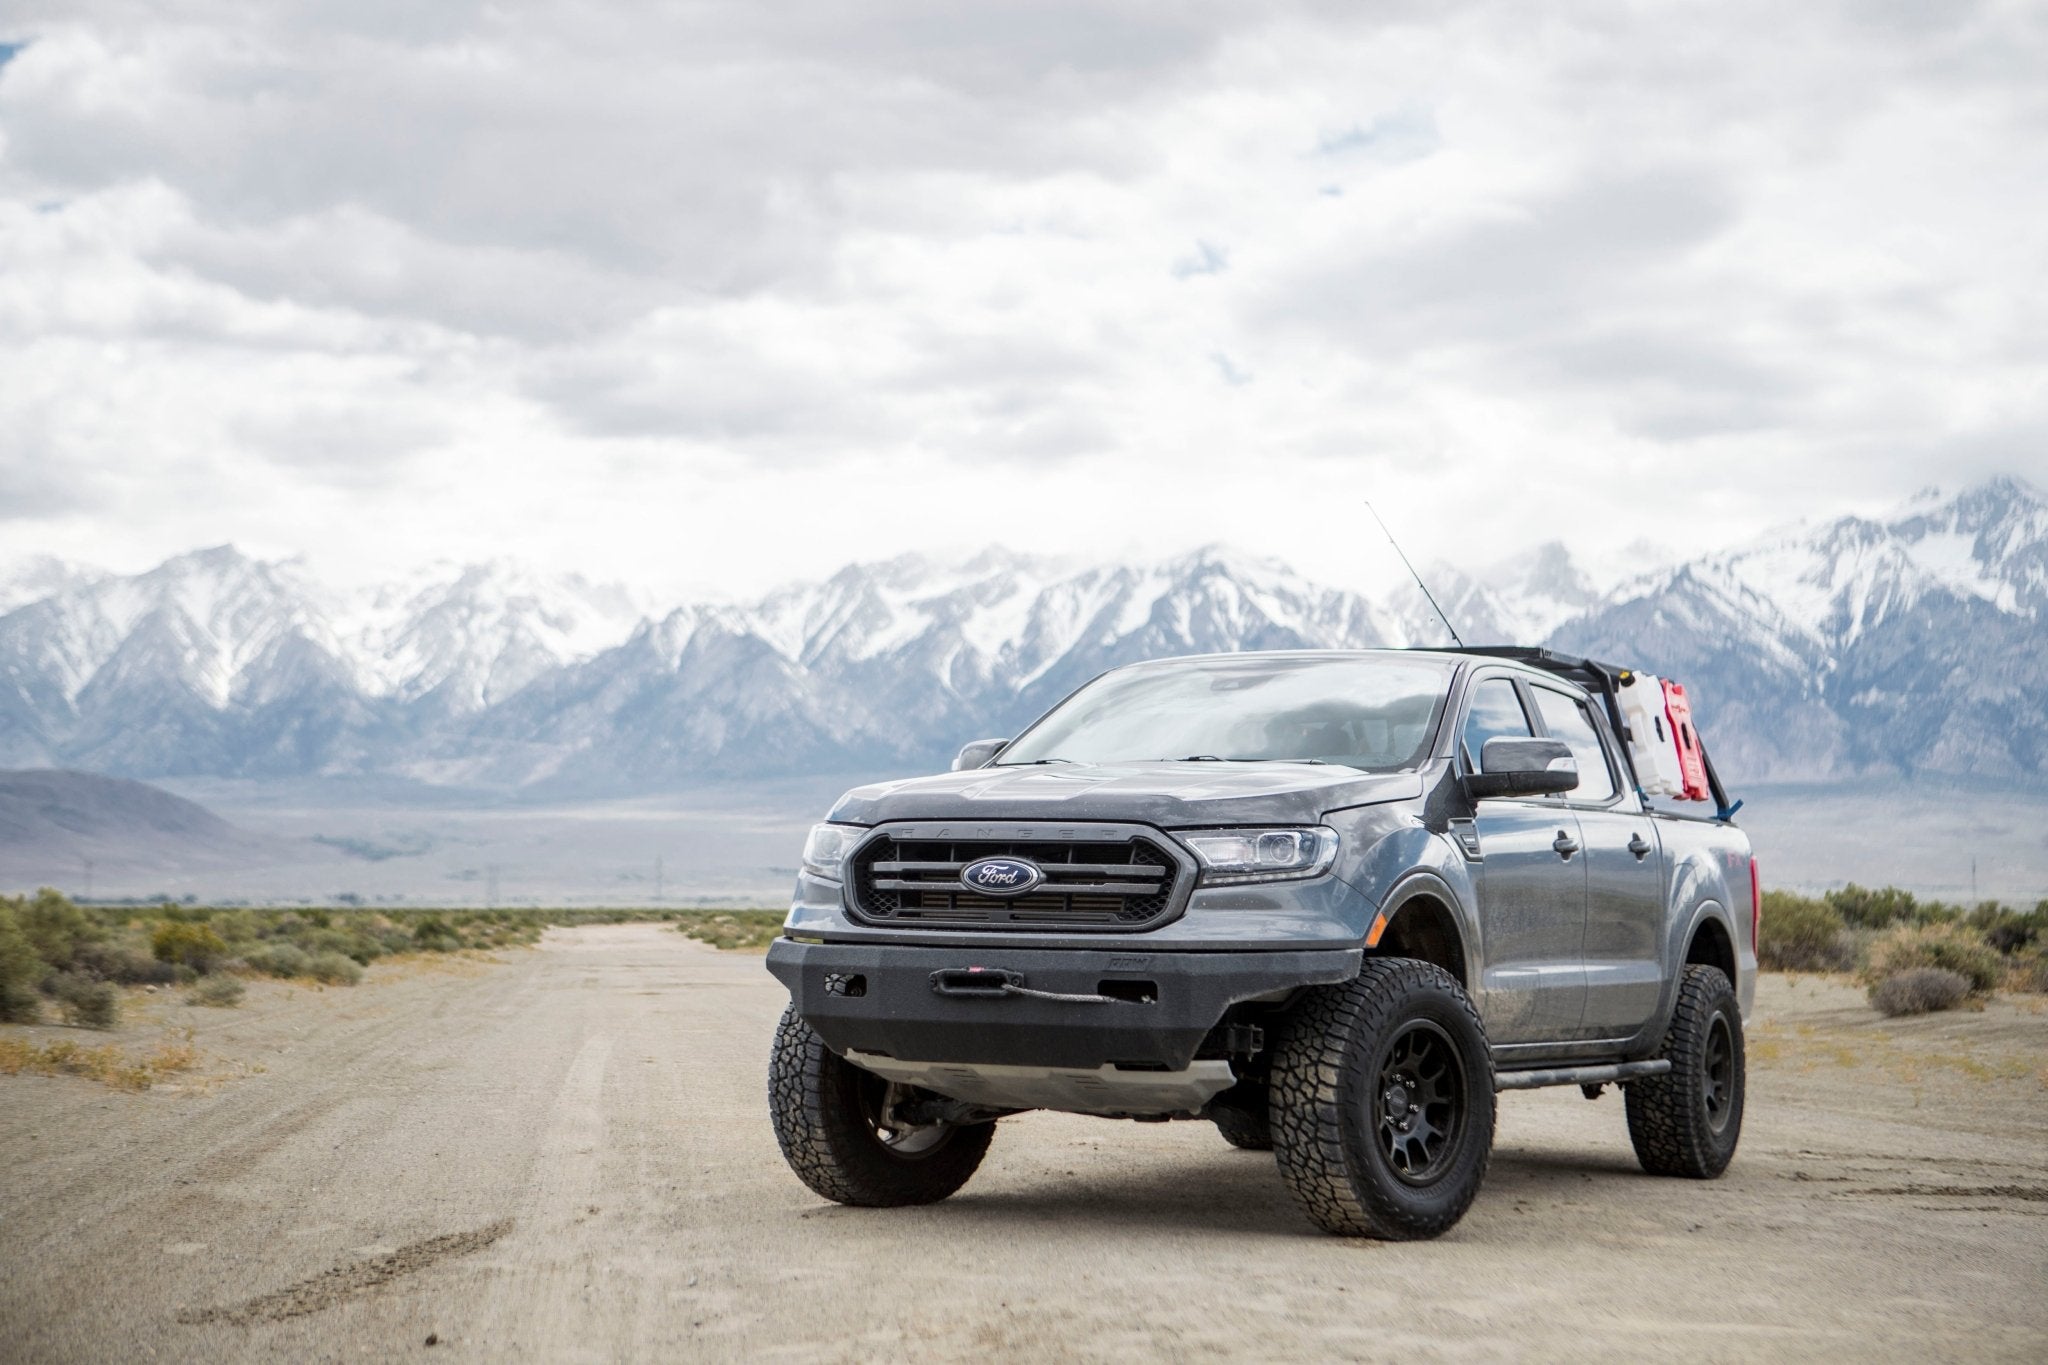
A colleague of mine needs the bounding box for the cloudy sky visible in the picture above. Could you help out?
[1,0,2044,598]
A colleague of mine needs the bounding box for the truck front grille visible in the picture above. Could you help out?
[849,831,1186,930]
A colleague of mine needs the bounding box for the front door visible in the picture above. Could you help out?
[1527,684,1667,1040]
[1459,675,1588,1045]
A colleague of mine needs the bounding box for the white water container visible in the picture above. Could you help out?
[1618,672,1684,796]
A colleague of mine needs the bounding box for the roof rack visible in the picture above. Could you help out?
[1408,646,1740,822]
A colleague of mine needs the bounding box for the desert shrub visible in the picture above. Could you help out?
[2009,951,2048,994]
[371,924,417,954]
[49,972,120,1029]
[298,927,352,956]
[1968,903,2047,955]
[206,909,262,946]
[1825,883,1918,930]
[676,910,786,952]
[1860,922,2004,994]
[15,889,103,970]
[298,927,384,965]
[411,915,460,952]
[186,975,246,1007]
[1910,899,1966,926]
[1756,892,1852,971]
[305,952,363,986]
[1869,967,1971,1017]
[0,901,46,1014]
[0,983,41,1023]
[243,944,312,978]
[71,942,180,985]
[152,921,229,970]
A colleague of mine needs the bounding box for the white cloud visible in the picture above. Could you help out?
[0,0,2043,597]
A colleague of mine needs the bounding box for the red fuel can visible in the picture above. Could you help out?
[1662,680,1710,801]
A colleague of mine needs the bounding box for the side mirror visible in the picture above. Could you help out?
[1467,736,1579,798]
[953,737,1010,771]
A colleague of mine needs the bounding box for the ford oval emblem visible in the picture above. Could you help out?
[959,856,1045,897]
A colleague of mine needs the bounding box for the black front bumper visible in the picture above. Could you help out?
[766,938,1361,1070]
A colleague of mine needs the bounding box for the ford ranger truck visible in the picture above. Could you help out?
[766,647,1758,1239]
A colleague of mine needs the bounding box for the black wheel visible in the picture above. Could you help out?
[1268,958,1495,1239]
[1626,964,1744,1179]
[1211,1091,1273,1151]
[768,1006,994,1206]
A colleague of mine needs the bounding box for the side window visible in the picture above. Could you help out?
[1460,678,1533,771]
[1530,688,1618,802]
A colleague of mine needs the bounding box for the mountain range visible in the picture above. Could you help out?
[0,768,280,888]
[1,476,2041,795]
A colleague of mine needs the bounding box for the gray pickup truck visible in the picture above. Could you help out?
[766,647,1757,1239]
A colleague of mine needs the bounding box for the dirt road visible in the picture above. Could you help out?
[4,924,2044,1362]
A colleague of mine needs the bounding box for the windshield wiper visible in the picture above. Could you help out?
[1170,755,1327,764]
[999,758,1073,765]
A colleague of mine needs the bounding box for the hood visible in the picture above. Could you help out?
[827,761,1424,828]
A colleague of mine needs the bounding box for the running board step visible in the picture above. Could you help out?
[1494,1059,1672,1092]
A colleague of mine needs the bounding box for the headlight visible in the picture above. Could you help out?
[801,823,864,883]
[1180,827,1339,885]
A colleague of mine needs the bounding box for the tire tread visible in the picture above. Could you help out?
[1212,1101,1273,1151]
[768,1006,993,1206]
[1268,958,1494,1238]
[1625,964,1742,1179]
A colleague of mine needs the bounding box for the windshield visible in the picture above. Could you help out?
[998,654,1457,772]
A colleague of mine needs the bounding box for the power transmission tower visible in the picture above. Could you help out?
[486,863,500,909]
[654,856,664,904]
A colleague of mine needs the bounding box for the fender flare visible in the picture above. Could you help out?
[1658,897,1738,1027]
[1368,868,1481,993]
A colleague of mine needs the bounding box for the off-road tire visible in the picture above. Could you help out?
[1268,958,1495,1239]
[768,1006,994,1206]
[1625,964,1744,1178]
[1211,1097,1274,1151]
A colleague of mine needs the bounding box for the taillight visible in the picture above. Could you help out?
[1749,857,1762,951]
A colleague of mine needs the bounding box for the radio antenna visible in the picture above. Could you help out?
[1364,500,1465,648]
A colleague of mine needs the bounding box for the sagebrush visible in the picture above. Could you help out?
[186,975,246,1007]
[1757,892,1852,971]
[1859,922,2004,994]
[0,890,688,1018]
[675,910,785,952]
[1869,967,1971,1017]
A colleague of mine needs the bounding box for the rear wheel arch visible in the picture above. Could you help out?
[1684,912,1736,984]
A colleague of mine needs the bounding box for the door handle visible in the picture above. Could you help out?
[1627,833,1652,861]
[1552,831,1579,860]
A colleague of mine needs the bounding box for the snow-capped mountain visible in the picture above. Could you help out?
[0,547,370,777]
[343,561,648,713]
[1552,475,2048,781]
[0,548,647,778]
[0,555,107,615]
[0,477,2040,792]
[1391,542,1608,649]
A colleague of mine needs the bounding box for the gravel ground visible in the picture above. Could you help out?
[2,923,2043,1362]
